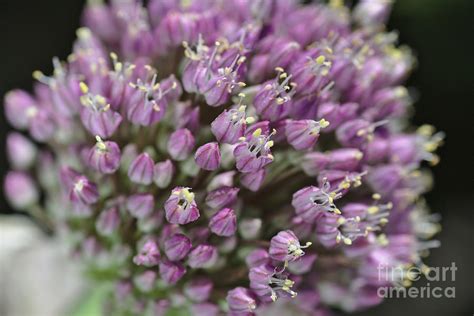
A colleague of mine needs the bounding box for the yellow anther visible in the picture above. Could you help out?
[315,55,326,65]
[429,155,440,166]
[319,118,330,128]
[372,193,381,200]
[271,292,277,302]
[380,218,388,225]
[252,128,262,138]
[417,124,435,136]
[367,206,379,214]
[182,188,194,203]
[275,67,284,73]
[276,97,285,105]
[95,95,106,105]
[424,142,438,152]
[79,82,89,94]
[110,52,118,60]
[337,217,346,225]
[330,0,344,8]
[238,92,246,98]
[334,208,341,215]
[95,136,107,151]
[266,140,274,148]
[354,151,363,160]
[343,237,352,245]
[394,86,408,97]
[377,234,389,246]
[284,279,294,287]
[339,180,350,190]
[76,27,91,39]
[245,117,255,124]
[32,70,44,80]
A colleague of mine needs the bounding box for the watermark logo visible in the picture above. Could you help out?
[377,262,457,299]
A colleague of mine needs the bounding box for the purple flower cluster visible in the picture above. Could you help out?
[3,0,444,315]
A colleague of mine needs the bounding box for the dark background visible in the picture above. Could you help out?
[0,1,473,315]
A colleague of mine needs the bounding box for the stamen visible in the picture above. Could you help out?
[95,136,107,152]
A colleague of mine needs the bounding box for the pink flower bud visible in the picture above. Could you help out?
[128,153,154,185]
[209,208,237,237]
[194,142,221,171]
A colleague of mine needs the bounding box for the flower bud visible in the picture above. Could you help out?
[134,270,157,293]
[188,244,218,269]
[317,102,359,131]
[226,287,257,314]
[4,90,37,129]
[158,12,198,48]
[153,159,174,188]
[209,208,237,237]
[288,254,317,275]
[4,171,39,209]
[302,148,363,176]
[240,169,266,192]
[239,218,262,240]
[128,153,154,185]
[168,128,195,161]
[184,278,213,303]
[164,233,192,261]
[205,186,239,209]
[96,206,120,236]
[127,193,154,219]
[133,239,161,267]
[6,132,37,169]
[354,0,393,27]
[194,142,221,171]
[190,303,219,316]
[152,299,171,316]
[159,260,187,285]
[245,249,270,268]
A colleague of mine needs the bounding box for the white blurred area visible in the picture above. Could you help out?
[0,215,87,316]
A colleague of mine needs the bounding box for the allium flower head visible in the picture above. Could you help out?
[3,0,443,314]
